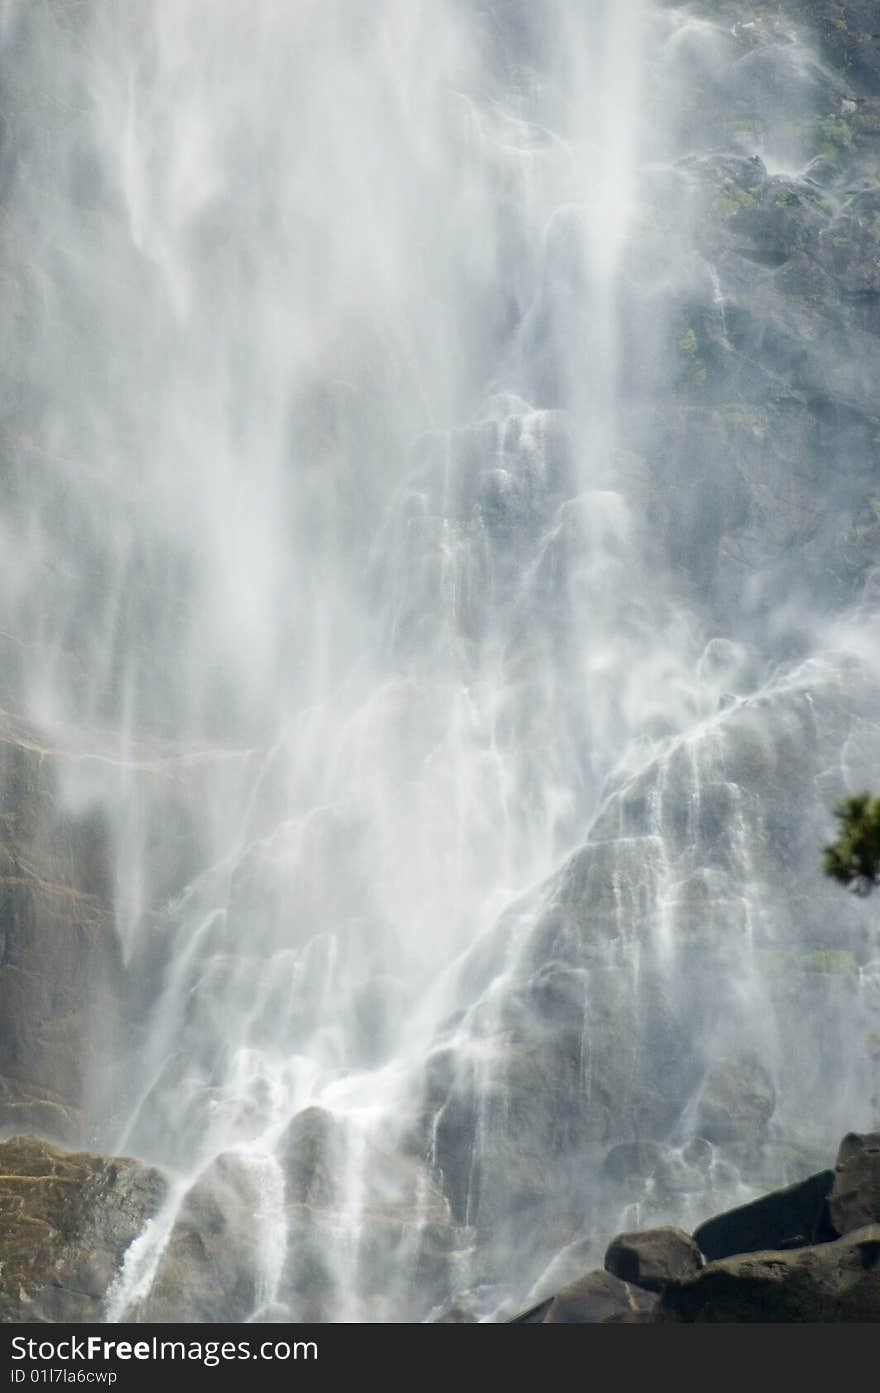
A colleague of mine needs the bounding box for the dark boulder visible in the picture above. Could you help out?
[604,1227,702,1292]
[542,1269,657,1324]
[601,1310,657,1323]
[694,1169,836,1261]
[658,1224,880,1322]
[828,1131,880,1236]
[510,1297,555,1323]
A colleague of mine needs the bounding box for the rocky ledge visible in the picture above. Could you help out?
[2,1129,879,1322]
[514,1131,880,1322]
[0,1135,166,1323]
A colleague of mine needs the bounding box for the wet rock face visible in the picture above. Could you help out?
[130,1107,471,1324]
[0,1135,166,1323]
[278,1106,346,1208]
[694,1054,777,1152]
[418,0,880,1263]
[276,1107,468,1323]
[134,1152,274,1323]
[0,733,121,1143]
[629,0,880,623]
[278,1105,453,1228]
[803,0,880,94]
[647,155,880,618]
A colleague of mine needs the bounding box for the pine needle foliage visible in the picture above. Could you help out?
[822,792,880,896]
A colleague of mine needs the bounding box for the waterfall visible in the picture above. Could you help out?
[1,0,879,1321]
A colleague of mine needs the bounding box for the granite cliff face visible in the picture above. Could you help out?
[407,0,880,1296]
[1,0,880,1323]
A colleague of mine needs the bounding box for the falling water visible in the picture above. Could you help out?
[2,0,879,1321]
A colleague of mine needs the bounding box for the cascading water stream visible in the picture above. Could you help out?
[2,0,879,1321]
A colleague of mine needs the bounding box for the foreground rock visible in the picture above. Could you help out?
[828,1132,880,1236]
[541,1270,656,1324]
[657,1226,880,1323]
[694,1169,835,1261]
[0,1135,166,1323]
[604,1227,702,1292]
[524,1130,880,1322]
[514,1227,702,1322]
